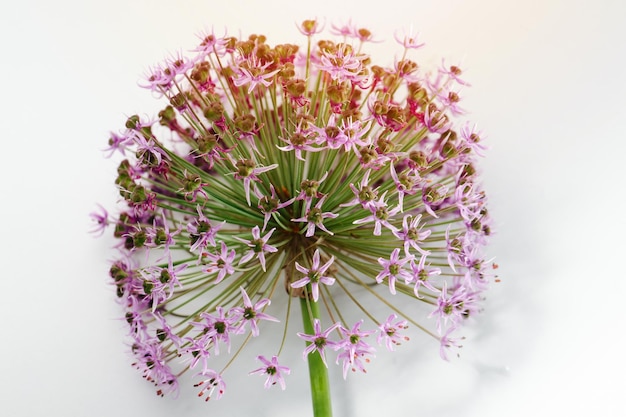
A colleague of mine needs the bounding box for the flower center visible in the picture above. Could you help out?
[359,186,376,202]
[236,159,256,177]
[252,239,264,253]
[214,321,226,334]
[418,269,428,281]
[290,133,307,146]
[314,336,327,348]
[159,270,171,283]
[301,179,320,197]
[308,271,321,283]
[243,307,256,320]
[307,208,323,224]
[260,196,279,212]
[375,207,389,221]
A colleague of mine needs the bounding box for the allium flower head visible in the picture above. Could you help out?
[95,20,495,403]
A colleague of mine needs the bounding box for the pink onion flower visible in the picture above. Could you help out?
[249,355,291,390]
[94,19,495,405]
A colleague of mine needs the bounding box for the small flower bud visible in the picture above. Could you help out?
[300,19,321,36]
[233,114,256,133]
[327,82,350,104]
[203,101,225,122]
[125,115,141,130]
[158,106,177,126]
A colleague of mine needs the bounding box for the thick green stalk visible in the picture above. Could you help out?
[300,296,333,417]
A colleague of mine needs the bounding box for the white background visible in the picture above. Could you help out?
[1,0,625,416]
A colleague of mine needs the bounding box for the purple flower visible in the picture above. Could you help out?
[290,249,336,302]
[230,287,279,337]
[353,192,400,235]
[232,59,280,94]
[445,226,464,272]
[437,87,466,116]
[132,132,167,166]
[394,27,425,50]
[329,19,356,37]
[178,169,210,202]
[376,248,413,295]
[340,169,380,211]
[338,118,370,154]
[249,355,290,390]
[190,306,238,355]
[389,164,421,212]
[423,103,451,133]
[182,337,213,371]
[409,255,441,298]
[421,183,449,218]
[193,28,228,59]
[89,204,109,236]
[235,226,278,272]
[297,319,341,367]
[439,59,471,86]
[297,18,324,36]
[139,257,186,311]
[277,128,321,161]
[377,314,409,351]
[316,44,366,84]
[203,241,236,284]
[103,132,131,157]
[336,320,376,378]
[454,181,488,225]
[336,344,374,379]
[232,157,278,205]
[147,219,181,263]
[393,214,432,257]
[187,204,222,253]
[254,184,295,231]
[460,122,488,156]
[439,327,465,361]
[294,172,328,206]
[457,247,493,291]
[139,65,173,94]
[309,116,346,149]
[428,282,469,333]
[163,50,195,82]
[131,340,178,397]
[291,196,338,237]
[194,369,226,401]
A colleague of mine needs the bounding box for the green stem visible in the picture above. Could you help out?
[300,296,333,417]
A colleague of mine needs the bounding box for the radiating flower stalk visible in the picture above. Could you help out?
[93,19,495,416]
